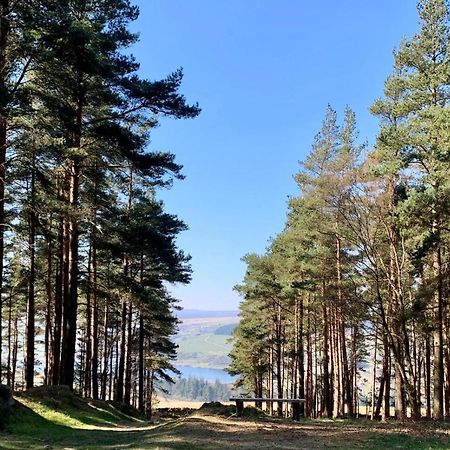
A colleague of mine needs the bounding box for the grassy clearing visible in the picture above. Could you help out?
[2,391,450,449]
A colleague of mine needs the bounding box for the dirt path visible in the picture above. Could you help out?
[135,413,450,450]
[3,410,450,449]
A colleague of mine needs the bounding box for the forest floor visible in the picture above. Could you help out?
[2,389,450,449]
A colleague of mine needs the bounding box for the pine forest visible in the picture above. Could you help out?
[0,0,200,415]
[230,0,450,421]
[1,0,450,426]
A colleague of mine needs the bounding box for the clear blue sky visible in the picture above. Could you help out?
[130,1,418,311]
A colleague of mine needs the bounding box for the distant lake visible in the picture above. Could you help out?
[177,365,236,384]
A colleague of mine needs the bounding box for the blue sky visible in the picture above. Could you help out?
[131,1,418,311]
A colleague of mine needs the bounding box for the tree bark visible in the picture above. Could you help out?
[116,300,127,402]
[124,303,133,405]
[138,314,144,412]
[25,161,36,389]
[91,236,99,400]
[0,0,10,384]
[321,285,332,418]
[60,159,80,388]
[100,300,109,401]
[432,245,444,419]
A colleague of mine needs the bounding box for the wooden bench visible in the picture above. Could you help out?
[230,397,306,421]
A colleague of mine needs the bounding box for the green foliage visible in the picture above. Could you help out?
[214,324,237,335]
[165,377,232,402]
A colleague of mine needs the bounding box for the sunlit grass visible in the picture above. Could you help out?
[2,390,450,450]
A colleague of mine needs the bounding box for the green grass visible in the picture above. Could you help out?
[176,334,230,355]
[1,386,148,449]
[366,432,450,449]
[2,388,450,449]
[175,333,232,368]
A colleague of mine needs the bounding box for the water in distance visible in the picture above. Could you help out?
[177,365,236,384]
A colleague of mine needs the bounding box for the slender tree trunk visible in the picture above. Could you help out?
[274,303,283,416]
[44,220,54,385]
[6,292,11,386]
[11,316,17,389]
[298,294,305,417]
[91,242,99,400]
[335,234,352,417]
[432,245,444,419]
[84,241,93,397]
[52,212,64,385]
[101,301,109,401]
[0,0,10,384]
[425,332,431,418]
[444,316,450,419]
[383,338,390,421]
[306,309,313,418]
[352,325,358,416]
[25,164,36,389]
[60,159,81,389]
[60,66,85,389]
[374,369,385,419]
[124,303,133,405]
[371,329,378,420]
[116,300,127,402]
[138,254,145,411]
[138,313,144,412]
[322,288,332,418]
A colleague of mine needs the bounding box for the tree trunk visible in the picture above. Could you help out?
[6,292,11,386]
[298,294,305,417]
[52,212,64,386]
[25,162,36,389]
[11,316,18,389]
[0,0,10,384]
[138,314,144,412]
[100,301,109,401]
[322,290,332,418]
[124,303,133,405]
[44,220,54,386]
[432,246,444,419]
[383,338,390,421]
[91,240,99,400]
[116,300,127,402]
[60,159,81,389]
[84,241,93,397]
[371,329,378,420]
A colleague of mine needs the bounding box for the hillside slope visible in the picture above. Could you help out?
[2,388,450,449]
[174,313,238,369]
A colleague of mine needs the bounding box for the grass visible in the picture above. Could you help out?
[175,333,232,368]
[2,389,450,449]
[174,316,236,368]
[176,334,231,355]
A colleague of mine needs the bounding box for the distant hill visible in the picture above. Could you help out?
[176,309,238,319]
[174,310,239,369]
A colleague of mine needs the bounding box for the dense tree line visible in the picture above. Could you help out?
[229,0,450,420]
[0,0,199,415]
[164,377,232,402]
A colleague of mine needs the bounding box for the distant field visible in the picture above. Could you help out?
[177,334,230,354]
[174,314,238,369]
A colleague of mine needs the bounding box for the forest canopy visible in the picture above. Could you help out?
[0,0,199,414]
[229,0,450,420]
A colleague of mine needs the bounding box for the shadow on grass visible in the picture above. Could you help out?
[1,401,147,450]
[15,387,145,429]
[2,401,450,450]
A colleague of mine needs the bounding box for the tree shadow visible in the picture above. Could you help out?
[2,403,450,450]
[1,401,146,450]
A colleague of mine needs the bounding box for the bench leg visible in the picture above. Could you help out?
[292,402,300,421]
[236,400,244,417]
